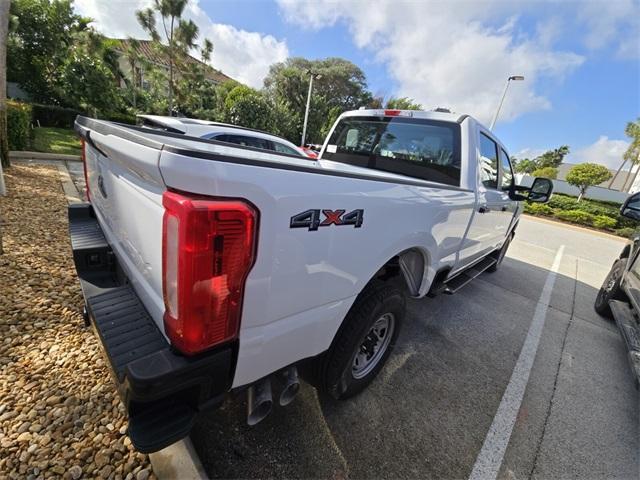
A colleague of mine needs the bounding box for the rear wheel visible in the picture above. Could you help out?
[594,258,626,318]
[317,282,405,400]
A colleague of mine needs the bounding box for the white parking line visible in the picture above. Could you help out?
[469,245,565,480]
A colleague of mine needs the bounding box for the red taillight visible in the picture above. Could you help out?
[81,138,90,201]
[384,109,402,116]
[162,190,257,355]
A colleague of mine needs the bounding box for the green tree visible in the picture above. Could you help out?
[223,85,274,132]
[536,145,570,169]
[621,118,640,191]
[385,97,422,110]
[513,157,538,174]
[531,166,558,179]
[136,0,199,115]
[8,0,90,104]
[263,57,373,144]
[565,163,612,201]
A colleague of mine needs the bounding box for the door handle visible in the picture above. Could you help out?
[478,205,490,214]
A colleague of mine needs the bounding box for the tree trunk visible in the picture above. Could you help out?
[608,158,628,189]
[0,0,10,170]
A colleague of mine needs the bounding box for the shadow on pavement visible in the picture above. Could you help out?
[190,256,638,479]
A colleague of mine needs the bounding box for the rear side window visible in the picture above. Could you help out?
[212,134,271,151]
[323,117,461,186]
[273,142,303,156]
[479,133,499,189]
[500,148,514,190]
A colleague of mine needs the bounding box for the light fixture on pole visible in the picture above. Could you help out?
[301,70,322,147]
[489,75,524,130]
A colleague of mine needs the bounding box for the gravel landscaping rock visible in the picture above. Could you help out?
[0,165,155,479]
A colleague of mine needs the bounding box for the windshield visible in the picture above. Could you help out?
[323,116,461,186]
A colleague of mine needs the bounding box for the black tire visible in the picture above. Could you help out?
[487,232,513,273]
[594,258,626,318]
[316,282,406,400]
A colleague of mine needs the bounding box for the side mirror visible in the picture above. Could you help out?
[526,177,553,203]
[621,192,640,221]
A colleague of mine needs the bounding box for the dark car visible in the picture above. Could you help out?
[594,192,640,386]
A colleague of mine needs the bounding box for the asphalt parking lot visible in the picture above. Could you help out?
[190,215,639,479]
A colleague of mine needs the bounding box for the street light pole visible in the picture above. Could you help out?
[489,75,524,131]
[301,70,320,147]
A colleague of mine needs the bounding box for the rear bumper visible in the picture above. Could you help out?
[68,203,234,453]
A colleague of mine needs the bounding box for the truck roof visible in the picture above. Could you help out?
[340,108,469,124]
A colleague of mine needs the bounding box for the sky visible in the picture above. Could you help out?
[74,0,640,170]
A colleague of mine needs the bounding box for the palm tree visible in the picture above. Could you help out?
[622,118,640,192]
[124,38,141,110]
[136,0,198,116]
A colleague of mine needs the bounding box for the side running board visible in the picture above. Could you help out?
[443,256,497,294]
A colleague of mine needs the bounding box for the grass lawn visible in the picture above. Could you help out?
[32,127,82,156]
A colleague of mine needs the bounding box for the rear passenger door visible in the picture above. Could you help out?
[464,132,512,262]
[499,147,518,229]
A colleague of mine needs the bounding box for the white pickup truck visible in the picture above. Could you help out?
[69,109,552,452]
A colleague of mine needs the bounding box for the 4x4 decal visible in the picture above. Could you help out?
[290,209,364,231]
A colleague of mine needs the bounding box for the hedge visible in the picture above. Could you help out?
[555,209,595,224]
[31,103,85,129]
[523,192,637,237]
[7,100,32,151]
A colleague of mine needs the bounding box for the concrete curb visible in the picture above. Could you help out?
[10,151,81,162]
[56,163,82,204]
[149,438,209,480]
[522,214,628,242]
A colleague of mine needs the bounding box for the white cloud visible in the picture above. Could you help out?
[277,0,589,125]
[567,136,631,170]
[578,0,640,59]
[74,0,289,87]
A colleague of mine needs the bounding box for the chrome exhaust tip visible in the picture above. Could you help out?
[279,366,300,406]
[247,378,273,426]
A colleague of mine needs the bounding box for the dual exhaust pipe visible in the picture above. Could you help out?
[247,366,300,426]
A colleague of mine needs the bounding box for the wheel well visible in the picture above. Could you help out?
[371,248,426,296]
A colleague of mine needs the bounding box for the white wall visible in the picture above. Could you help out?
[516,174,629,204]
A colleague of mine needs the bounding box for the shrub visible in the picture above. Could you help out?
[105,112,137,125]
[592,215,617,230]
[531,166,558,179]
[614,227,637,239]
[524,203,554,216]
[555,209,595,225]
[7,100,33,150]
[31,103,84,128]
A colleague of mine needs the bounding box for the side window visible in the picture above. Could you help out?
[273,142,302,156]
[479,133,499,189]
[218,134,271,151]
[500,148,514,190]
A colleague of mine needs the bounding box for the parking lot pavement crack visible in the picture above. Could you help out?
[528,258,578,479]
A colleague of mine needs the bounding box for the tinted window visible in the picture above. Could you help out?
[500,148,514,190]
[323,117,461,186]
[211,134,271,151]
[479,133,498,189]
[273,142,303,156]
